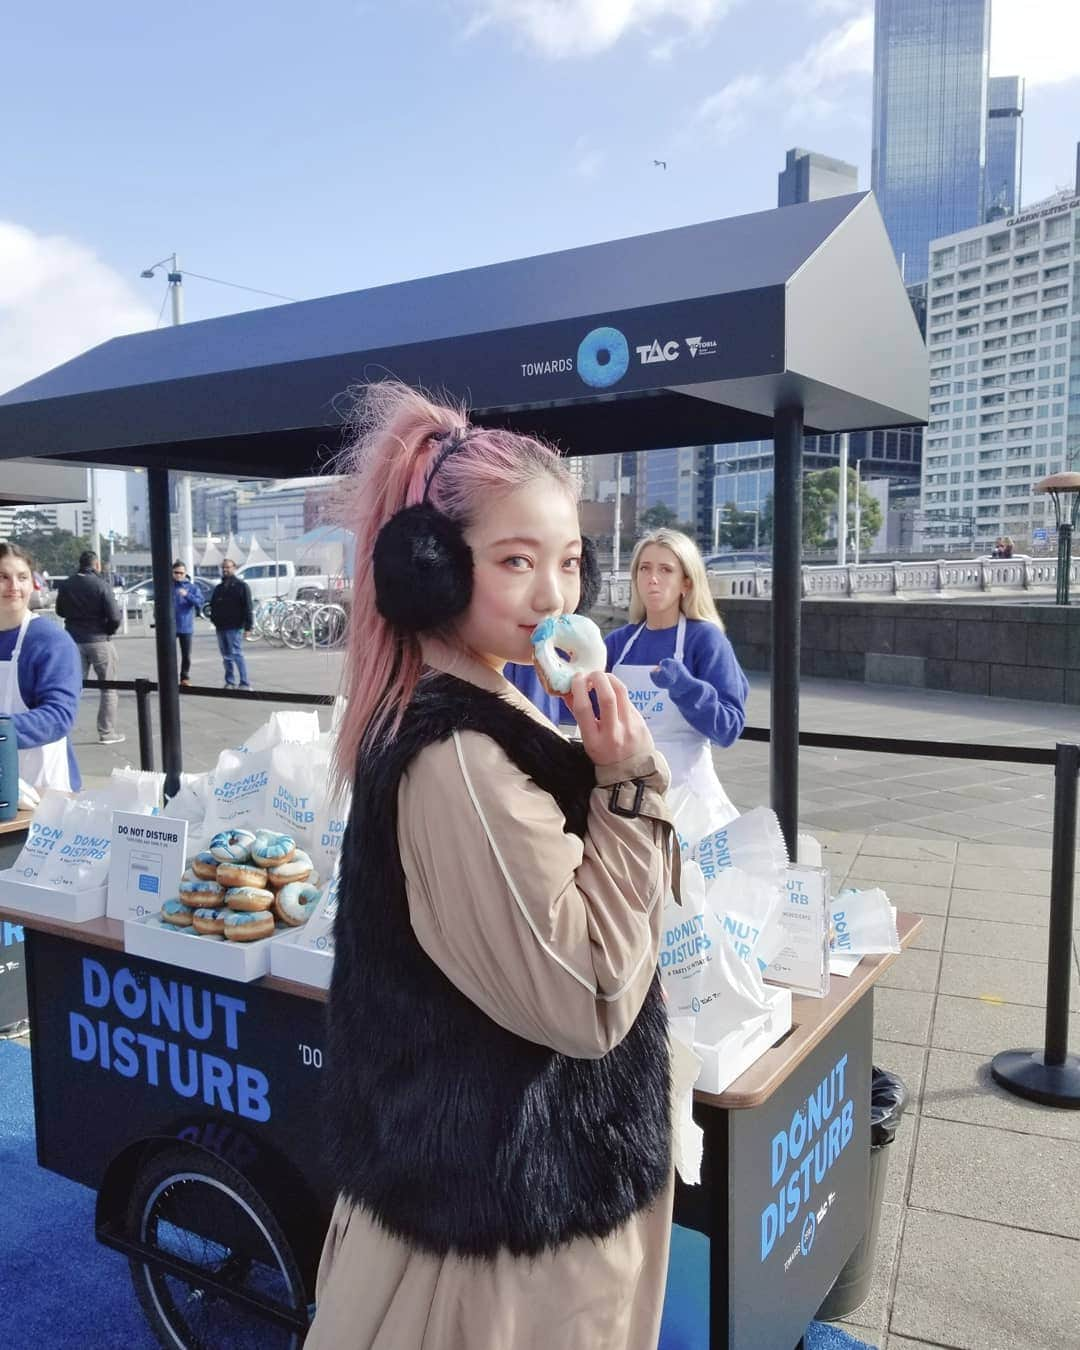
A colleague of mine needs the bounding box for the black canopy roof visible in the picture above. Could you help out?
[0,193,926,476]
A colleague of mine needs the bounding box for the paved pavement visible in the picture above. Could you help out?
[66,626,1080,1349]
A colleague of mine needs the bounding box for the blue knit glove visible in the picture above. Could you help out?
[650,657,690,693]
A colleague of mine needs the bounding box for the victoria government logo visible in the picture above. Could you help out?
[576,326,630,389]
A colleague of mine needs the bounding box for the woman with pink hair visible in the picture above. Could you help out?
[308,383,676,1350]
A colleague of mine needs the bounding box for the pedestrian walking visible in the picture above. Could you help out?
[54,550,125,745]
[171,560,201,687]
[208,558,254,689]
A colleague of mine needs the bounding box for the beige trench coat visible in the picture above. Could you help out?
[307,644,676,1350]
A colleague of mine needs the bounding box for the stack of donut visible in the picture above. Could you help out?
[160,827,323,941]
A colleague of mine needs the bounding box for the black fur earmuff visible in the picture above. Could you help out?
[373,431,474,632]
[373,427,604,633]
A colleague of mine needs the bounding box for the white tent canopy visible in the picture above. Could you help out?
[243,533,273,568]
[197,531,223,569]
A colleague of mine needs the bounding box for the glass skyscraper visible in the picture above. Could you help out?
[871,0,991,284]
[985,76,1024,221]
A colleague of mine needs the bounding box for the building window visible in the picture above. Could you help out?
[933,246,957,270]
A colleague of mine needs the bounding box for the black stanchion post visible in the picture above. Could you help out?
[771,403,803,856]
[134,678,155,773]
[148,466,182,798]
[991,741,1080,1108]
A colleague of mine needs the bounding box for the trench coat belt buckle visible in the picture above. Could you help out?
[608,779,646,819]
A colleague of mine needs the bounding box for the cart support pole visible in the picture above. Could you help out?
[148,467,182,798]
[991,741,1080,1108]
[770,404,804,856]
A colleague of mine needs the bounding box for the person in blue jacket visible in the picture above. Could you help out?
[606,528,747,825]
[0,542,82,792]
[171,560,201,687]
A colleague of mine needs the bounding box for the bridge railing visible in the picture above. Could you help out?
[597,556,1080,606]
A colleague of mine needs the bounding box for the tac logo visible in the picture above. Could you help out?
[800,1210,816,1257]
[576,326,630,389]
[685,335,718,358]
[636,338,680,365]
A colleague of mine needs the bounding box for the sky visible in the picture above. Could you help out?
[2,0,1079,532]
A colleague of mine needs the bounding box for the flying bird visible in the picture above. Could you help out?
[653,159,667,170]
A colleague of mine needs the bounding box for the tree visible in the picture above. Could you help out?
[714,501,761,551]
[758,468,883,556]
[639,503,678,531]
[7,518,93,577]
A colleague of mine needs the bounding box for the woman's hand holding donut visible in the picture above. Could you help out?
[566,671,653,767]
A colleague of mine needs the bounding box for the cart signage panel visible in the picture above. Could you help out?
[29,933,331,1204]
[728,993,871,1347]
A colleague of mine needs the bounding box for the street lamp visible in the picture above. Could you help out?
[1034,472,1080,605]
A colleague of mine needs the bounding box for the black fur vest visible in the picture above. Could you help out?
[326,672,671,1259]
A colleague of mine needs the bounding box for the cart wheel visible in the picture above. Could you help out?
[126,1146,308,1350]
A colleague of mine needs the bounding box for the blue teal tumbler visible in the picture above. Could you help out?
[0,714,18,822]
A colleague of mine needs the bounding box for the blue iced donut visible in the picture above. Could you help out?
[250,830,297,868]
[178,878,225,908]
[209,828,256,863]
[576,326,629,390]
[161,899,193,928]
[274,882,321,928]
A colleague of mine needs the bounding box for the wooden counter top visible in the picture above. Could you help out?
[0,810,32,837]
[0,902,922,1111]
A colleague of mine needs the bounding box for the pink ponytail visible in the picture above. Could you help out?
[332,383,575,790]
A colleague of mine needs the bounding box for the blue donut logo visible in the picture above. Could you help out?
[576,326,630,389]
[800,1210,816,1256]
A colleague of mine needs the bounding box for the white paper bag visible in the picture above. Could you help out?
[831,887,901,956]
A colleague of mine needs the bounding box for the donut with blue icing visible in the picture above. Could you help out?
[192,908,227,937]
[531,613,608,695]
[161,899,193,928]
[225,885,275,912]
[191,851,220,880]
[178,878,225,908]
[209,829,256,863]
[217,862,269,890]
[274,882,321,928]
[250,830,297,868]
[224,909,275,942]
[267,849,314,891]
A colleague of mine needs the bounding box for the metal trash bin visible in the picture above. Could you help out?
[815,1065,908,1321]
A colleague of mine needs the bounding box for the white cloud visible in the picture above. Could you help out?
[0,222,155,396]
[696,12,871,138]
[696,73,764,142]
[991,0,1080,87]
[464,0,737,59]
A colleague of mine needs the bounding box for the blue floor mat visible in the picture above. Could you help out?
[0,1040,156,1347]
[1,1040,874,1349]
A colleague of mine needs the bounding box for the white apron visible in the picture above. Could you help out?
[613,615,737,827]
[0,610,73,792]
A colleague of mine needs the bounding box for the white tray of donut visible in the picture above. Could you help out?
[122,827,324,983]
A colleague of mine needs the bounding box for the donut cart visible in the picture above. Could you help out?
[0,194,927,1348]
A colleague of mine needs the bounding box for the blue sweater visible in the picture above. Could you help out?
[605,618,748,747]
[173,579,201,635]
[0,618,83,789]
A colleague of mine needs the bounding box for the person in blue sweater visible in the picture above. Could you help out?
[606,528,747,825]
[172,560,201,687]
[0,542,83,792]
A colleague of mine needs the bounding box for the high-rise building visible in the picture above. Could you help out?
[126,470,150,546]
[985,76,1024,221]
[919,188,1079,551]
[871,0,991,284]
[637,446,714,543]
[777,148,858,207]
